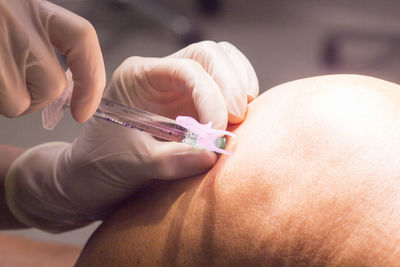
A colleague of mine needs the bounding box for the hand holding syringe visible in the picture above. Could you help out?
[42,70,235,155]
[6,42,256,233]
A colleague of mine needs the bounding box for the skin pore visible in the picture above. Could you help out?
[75,74,400,266]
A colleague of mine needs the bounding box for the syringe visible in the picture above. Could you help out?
[42,70,234,155]
[92,98,199,146]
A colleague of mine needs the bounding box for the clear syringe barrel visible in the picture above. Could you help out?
[42,70,233,154]
[94,98,198,145]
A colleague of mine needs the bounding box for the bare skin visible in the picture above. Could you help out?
[77,74,400,266]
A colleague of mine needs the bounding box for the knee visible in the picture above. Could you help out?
[224,74,400,206]
[262,74,400,159]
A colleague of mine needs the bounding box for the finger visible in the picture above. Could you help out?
[87,118,217,180]
[0,71,31,117]
[145,57,229,130]
[217,42,259,102]
[0,46,31,117]
[0,5,66,117]
[169,41,247,124]
[151,141,217,180]
[23,53,67,114]
[39,1,106,122]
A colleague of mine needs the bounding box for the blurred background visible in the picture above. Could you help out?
[2,0,400,247]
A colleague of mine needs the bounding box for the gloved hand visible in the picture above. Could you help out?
[5,41,259,232]
[0,0,105,122]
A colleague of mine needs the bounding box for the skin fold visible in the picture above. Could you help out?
[76,74,400,266]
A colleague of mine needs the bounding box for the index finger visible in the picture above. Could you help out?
[39,1,106,122]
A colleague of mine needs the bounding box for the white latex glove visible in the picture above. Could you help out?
[5,41,259,232]
[0,0,105,122]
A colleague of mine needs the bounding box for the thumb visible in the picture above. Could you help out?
[151,141,217,180]
[39,0,105,122]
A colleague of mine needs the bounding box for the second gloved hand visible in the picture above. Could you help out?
[5,41,259,232]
